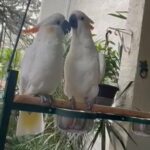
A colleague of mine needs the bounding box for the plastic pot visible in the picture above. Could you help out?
[95,84,119,106]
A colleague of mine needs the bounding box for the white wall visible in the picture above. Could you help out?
[126,0,150,149]
[117,0,150,150]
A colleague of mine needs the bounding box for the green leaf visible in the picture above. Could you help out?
[116,11,128,14]
[107,123,127,150]
[114,122,137,145]
[108,13,127,20]
[106,122,113,145]
[101,121,106,150]
[88,120,103,150]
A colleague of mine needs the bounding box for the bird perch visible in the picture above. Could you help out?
[14,95,150,122]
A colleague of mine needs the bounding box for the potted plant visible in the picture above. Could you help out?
[95,29,120,106]
[87,11,137,150]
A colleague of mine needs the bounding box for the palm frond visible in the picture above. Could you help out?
[114,122,137,145]
[101,121,106,150]
[88,120,103,150]
[107,122,126,150]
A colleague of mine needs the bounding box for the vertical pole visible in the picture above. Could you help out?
[0,70,18,150]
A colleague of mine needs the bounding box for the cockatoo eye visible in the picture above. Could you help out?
[56,20,61,25]
[80,16,84,21]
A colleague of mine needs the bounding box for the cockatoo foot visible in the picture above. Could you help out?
[35,94,53,105]
[85,97,96,111]
[86,102,93,110]
[69,96,76,109]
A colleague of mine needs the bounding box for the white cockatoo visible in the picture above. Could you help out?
[16,13,70,136]
[56,10,105,133]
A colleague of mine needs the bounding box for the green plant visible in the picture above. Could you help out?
[89,30,135,149]
[0,0,41,47]
[88,120,136,150]
[6,115,80,150]
[0,48,23,79]
[89,11,135,150]
[108,11,128,20]
[0,48,23,150]
[96,32,120,85]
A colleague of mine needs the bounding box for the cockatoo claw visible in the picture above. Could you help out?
[37,94,54,105]
[86,102,93,110]
[85,97,96,111]
[69,97,76,109]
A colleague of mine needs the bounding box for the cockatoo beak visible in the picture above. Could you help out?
[69,14,78,29]
[61,20,71,34]
[69,14,94,30]
[22,26,39,34]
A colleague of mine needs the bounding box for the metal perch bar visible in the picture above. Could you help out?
[14,95,150,123]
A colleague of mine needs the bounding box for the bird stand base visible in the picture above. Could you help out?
[132,123,150,137]
[56,115,94,134]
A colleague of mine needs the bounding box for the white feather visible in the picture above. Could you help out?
[64,33,100,102]
[56,11,105,133]
[16,13,65,136]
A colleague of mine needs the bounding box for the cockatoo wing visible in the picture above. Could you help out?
[16,41,45,136]
[19,43,36,94]
[56,11,99,134]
